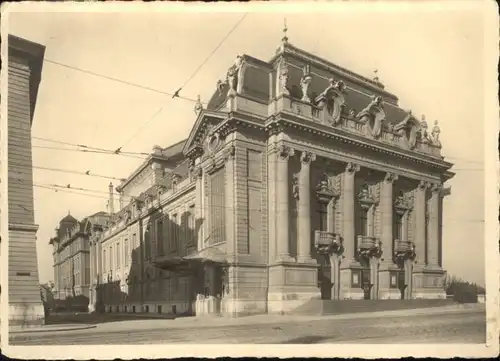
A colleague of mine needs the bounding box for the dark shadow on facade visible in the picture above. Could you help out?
[92,210,205,317]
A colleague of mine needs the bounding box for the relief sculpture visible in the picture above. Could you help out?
[356,95,386,139]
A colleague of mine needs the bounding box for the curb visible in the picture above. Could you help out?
[10,324,97,335]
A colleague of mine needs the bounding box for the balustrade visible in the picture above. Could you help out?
[394,239,416,262]
[357,235,382,259]
[314,231,343,255]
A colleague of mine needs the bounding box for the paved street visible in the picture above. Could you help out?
[10,306,485,345]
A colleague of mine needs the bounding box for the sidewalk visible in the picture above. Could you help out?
[93,303,484,332]
[10,323,96,335]
[10,303,483,336]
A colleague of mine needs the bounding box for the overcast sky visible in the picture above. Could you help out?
[6,2,489,287]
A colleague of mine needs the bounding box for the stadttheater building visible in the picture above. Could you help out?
[90,36,454,317]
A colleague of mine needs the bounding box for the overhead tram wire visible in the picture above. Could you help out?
[171,13,248,99]
[32,136,151,156]
[26,165,126,182]
[117,13,248,153]
[43,58,200,104]
[32,145,147,160]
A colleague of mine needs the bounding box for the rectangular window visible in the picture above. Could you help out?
[132,234,137,264]
[116,242,120,268]
[124,239,129,266]
[317,203,328,232]
[359,209,368,236]
[157,218,164,255]
[394,213,404,240]
[188,206,195,246]
[110,246,113,271]
[171,214,178,252]
[209,168,225,245]
[145,225,151,260]
[103,250,107,273]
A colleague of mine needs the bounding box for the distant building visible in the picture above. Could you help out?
[49,212,110,308]
[6,35,46,325]
[90,33,454,317]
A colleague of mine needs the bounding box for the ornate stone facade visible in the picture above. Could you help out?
[90,38,454,317]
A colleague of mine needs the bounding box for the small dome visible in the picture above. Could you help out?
[60,214,78,224]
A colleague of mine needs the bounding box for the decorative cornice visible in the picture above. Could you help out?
[9,223,39,232]
[266,114,453,174]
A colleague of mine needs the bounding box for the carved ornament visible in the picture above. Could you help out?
[278,58,290,95]
[226,55,243,96]
[223,145,236,162]
[278,144,295,160]
[300,151,316,165]
[394,190,414,211]
[393,112,420,150]
[300,64,312,102]
[345,162,361,175]
[315,173,339,204]
[194,95,203,116]
[384,172,399,184]
[358,182,377,206]
[430,120,441,147]
[314,78,346,125]
[357,95,386,139]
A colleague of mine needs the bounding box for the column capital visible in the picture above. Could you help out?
[192,165,203,180]
[417,180,430,191]
[278,144,295,160]
[345,162,361,175]
[300,151,316,165]
[384,172,399,183]
[430,182,443,194]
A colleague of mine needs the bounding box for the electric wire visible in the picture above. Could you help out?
[116,13,247,152]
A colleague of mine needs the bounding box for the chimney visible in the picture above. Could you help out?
[108,182,115,214]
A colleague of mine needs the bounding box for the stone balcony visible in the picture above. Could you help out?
[314,230,343,254]
[357,235,382,259]
[394,239,416,262]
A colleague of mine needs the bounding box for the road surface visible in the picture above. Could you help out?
[9,307,485,345]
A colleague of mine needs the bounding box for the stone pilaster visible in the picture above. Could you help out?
[276,144,294,262]
[341,162,360,265]
[427,183,442,269]
[267,141,278,264]
[297,151,316,263]
[413,180,428,268]
[378,172,400,300]
[193,164,204,252]
[339,162,361,300]
[224,147,236,260]
[380,172,398,265]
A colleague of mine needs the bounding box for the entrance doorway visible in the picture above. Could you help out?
[398,270,406,300]
[360,269,371,300]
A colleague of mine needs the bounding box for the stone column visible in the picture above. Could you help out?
[414,180,427,267]
[276,145,294,262]
[224,146,236,260]
[380,172,398,264]
[193,164,204,252]
[342,162,360,264]
[297,151,316,263]
[427,183,441,268]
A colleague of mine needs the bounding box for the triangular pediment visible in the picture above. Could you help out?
[182,109,228,159]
